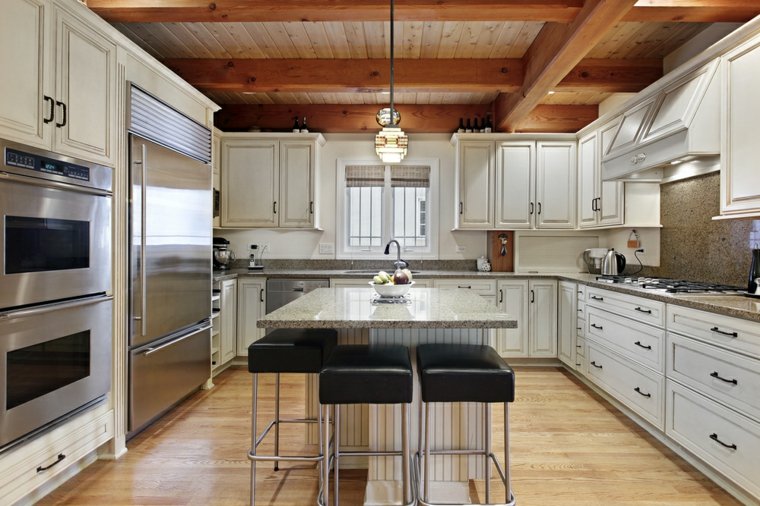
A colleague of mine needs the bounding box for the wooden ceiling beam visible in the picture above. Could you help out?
[164,58,660,94]
[87,0,760,23]
[494,0,637,132]
[164,58,524,93]
[215,103,596,133]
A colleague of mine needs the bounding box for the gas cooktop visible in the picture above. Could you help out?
[595,276,745,295]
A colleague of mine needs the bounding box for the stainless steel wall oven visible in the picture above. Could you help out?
[0,138,113,451]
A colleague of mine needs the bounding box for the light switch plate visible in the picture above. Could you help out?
[319,243,334,255]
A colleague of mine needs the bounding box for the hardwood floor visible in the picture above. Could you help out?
[40,367,740,505]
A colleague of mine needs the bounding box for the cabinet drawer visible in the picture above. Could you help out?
[577,284,587,302]
[667,332,760,422]
[586,287,665,327]
[576,301,586,319]
[586,343,664,429]
[587,308,664,373]
[435,278,497,296]
[0,408,113,505]
[576,317,585,338]
[667,304,760,359]
[666,381,760,499]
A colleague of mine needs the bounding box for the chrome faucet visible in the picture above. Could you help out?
[384,240,408,270]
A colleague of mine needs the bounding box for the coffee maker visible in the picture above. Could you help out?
[213,237,235,269]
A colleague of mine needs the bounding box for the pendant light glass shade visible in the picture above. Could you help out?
[375,0,408,163]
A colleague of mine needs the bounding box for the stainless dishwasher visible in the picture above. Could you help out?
[266,278,330,314]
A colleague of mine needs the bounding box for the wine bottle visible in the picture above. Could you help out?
[457,118,465,133]
[300,116,309,133]
[484,113,493,133]
[465,118,472,133]
[473,116,480,132]
[292,116,300,133]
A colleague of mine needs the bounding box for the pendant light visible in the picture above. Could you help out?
[375,0,408,164]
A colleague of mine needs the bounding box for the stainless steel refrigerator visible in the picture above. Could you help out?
[127,86,212,437]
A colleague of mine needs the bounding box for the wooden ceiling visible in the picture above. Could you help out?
[90,1,760,133]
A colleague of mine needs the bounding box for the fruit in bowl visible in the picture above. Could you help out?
[369,268,414,297]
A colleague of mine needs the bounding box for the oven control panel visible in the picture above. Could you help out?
[6,148,90,181]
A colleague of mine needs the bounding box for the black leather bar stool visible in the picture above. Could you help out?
[247,328,337,506]
[415,343,516,506]
[319,345,414,506]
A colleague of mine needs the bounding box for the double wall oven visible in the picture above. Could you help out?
[0,138,112,451]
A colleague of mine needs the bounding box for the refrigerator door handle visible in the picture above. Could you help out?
[141,324,212,356]
[139,145,148,338]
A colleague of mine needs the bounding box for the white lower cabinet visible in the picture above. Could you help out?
[496,279,556,358]
[211,278,237,372]
[666,381,760,499]
[558,280,577,368]
[237,277,266,356]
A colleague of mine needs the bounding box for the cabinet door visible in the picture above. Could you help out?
[53,8,115,165]
[279,141,314,228]
[557,281,576,366]
[721,38,760,215]
[535,142,576,229]
[603,97,655,160]
[237,278,266,356]
[577,132,598,228]
[496,280,529,357]
[529,280,557,357]
[495,141,534,229]
[0,0,51,148]
[597,118,624,226]
[222,140,279,227]
[456,141,494,229]
[220,279,237,363]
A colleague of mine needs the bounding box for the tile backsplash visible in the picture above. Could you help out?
[651,172,755,286]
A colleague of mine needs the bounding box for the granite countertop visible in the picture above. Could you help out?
[215,268,760,324]
[256,287,519,329]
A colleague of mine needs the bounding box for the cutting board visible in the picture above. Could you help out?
[487,231,514,272]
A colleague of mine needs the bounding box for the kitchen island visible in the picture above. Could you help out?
[257,286,517,505]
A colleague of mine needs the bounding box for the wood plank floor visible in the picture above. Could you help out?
[40,367,740,505]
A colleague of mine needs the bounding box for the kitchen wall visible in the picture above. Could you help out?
[650,172,755,285]
[215,133,487,261]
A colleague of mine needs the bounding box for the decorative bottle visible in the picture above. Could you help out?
[300,116,309,133]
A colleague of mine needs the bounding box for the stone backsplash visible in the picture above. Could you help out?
[648,172,755,286]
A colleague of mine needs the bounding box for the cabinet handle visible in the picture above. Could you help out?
[529,202,534,215]
[55,101,67,127]
[537,202,542,215]
[530,289,535,303]
[633,387,651,398]
[576,344,582,348]
[309,201,314,214]
[43,96,55,124]
[591,323,603,330]
[259,288,264,303]
[459,202,463,215]
[457,285,472,289]
[709,433,737,451]
[710,326,738,338]
[498,289,503,304]
[273,201,277,214]
[634,341,652,350]
[590,295,603,301]
[590,361,603,369]
[37,453,66,473]
[634,306,652,314]
[710,371,738,385]
[576,327,582,330]
[575,363,581,367]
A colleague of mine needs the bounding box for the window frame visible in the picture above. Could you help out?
[336,158,439,259]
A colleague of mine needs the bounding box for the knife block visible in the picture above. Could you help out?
[488,231,514,272]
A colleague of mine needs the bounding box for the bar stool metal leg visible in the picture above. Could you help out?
[250,373,258,506]
[274,373,280,471]
[484,403,491,504]
[334,407,340,506]
[402,403,411,505]
[424,402,431,502]
[504,403,511,505]
[322,404,330,506]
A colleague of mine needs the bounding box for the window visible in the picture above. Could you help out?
[337,159,438,258]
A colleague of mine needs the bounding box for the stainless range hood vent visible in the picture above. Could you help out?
[601,60,720,183]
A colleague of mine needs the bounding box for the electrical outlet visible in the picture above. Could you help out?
[456,245,466,253]
[319,243,334,255]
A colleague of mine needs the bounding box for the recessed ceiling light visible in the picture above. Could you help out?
[547,90,556,95]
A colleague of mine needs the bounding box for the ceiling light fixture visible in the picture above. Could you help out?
[375,0,408,164]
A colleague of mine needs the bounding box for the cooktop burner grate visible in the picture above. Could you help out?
[595,276,745,294]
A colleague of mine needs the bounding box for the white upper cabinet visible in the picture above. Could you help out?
[535,141,576,229]
[720,34,760,217]
[495,141,533,229]
[578,121,624,229]
[0,0,115,166]
[603,98,656,160]
[220,133,323,229]
[455,140,495,229]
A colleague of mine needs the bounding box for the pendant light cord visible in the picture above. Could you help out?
[389,0,395,119]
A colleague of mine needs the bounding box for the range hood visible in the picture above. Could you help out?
[601,60,720,183]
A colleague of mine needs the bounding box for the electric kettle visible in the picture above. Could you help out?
[601,248,626,276]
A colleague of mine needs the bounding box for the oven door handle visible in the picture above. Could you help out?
[0,295,113,320]
[141,324,212,356]
[0,171,111,197]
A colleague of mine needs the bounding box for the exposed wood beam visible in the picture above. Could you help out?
[88,0,760,23]
[495,0,637,132]
[214,103,597,133]
[88,0,584,23]
[164,58,524,94]
[515,104,598,132]
[164,58,659,94]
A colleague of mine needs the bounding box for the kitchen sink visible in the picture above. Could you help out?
[342,269,421,274]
